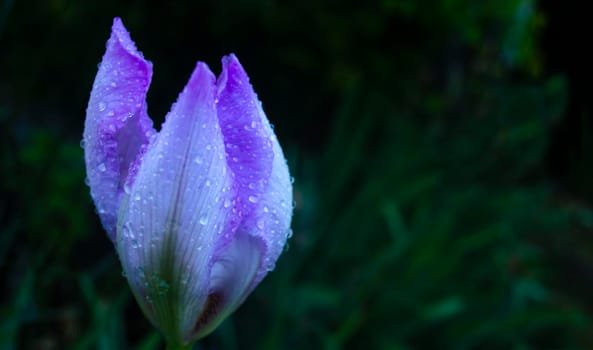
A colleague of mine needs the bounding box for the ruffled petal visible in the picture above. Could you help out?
[189,55,292,336]
[84,17,155,241]
[216,55,293,282]
[116,62,235,343]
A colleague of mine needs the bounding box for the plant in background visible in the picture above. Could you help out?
[83,18,293,349]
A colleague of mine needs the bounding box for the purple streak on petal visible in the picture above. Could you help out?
[117,62,237,341]
[84,17,155,241]
[215,54,275,225]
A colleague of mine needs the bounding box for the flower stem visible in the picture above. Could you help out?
[166,341,194,350]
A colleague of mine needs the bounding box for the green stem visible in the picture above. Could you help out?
[167,340,194,350]
[166,341,194,350]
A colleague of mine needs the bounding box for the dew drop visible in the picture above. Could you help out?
[256,219,265,230]
[199,215,208,225]
[205,179,211,187]
[194,156,203,165]
[98,163,106,172]
[248,195,258,203]
[79,139,86,149]
[223,199,232,208]
[98,102,106,111]
[157,280,170,295]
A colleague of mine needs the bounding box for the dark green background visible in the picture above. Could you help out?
[1,0,593,349]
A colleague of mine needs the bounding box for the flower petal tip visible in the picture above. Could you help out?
[110,18,140,55]
[220,54,249,85]
[188,62,216,90]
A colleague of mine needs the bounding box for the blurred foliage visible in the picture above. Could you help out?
[1,0,593,349]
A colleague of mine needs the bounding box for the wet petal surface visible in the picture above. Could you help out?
[84,18,155,241]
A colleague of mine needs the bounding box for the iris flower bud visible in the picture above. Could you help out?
[83,18,293,347]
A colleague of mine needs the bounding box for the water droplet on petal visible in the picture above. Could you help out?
[223,199,231,208]
[98,163,107,172]
[194,156,203,165]
[248,195,258,203]
[98,102,106,111]
[199,215,208,225]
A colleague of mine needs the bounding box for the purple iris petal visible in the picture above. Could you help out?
[188,57,294,338]
[217,55,293,281]
[84,18,293,345]
[118,62,237,341]
[83,18,155,241]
